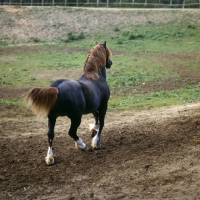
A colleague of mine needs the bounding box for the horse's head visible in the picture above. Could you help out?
[83,41,112,80]
[101,41,112,69]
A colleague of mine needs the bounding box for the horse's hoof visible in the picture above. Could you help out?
[91,144,101,150]
[45,156,54,165]
[75,138,86,150]
[75,143,86,150]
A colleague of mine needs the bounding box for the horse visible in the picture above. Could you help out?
[23,41,112,165]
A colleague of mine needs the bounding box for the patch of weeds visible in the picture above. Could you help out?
[117,40,123,45]
[114,27,120,32]
[68,32,76,41]
[128,34,144,40]
[171,31,184,37]
[123,31,130,37]
[29,37,41,43]
[0,98,20,106]
[0,41,8,47]
[62,32,85,43]
[188,25,196,29]
[1,79,12,85]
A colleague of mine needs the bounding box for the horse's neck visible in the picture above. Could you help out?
[100,67,106,80]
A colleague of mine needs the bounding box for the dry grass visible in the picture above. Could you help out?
[1,6,200,43]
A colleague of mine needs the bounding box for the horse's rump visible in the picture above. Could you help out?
[23,87,58,117]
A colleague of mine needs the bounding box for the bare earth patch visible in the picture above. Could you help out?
[1,97,200,199]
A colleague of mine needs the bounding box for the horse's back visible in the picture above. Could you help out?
[50,79,67,87]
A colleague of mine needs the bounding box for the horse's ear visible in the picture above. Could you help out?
[103,41,106,48]
[96,42,98,45]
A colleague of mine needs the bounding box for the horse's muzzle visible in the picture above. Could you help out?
[106,59,112,69]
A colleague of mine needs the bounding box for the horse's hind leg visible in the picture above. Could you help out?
[69,116,86,150]
[45,116,56,165]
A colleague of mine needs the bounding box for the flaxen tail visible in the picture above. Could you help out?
[23,87,59,117]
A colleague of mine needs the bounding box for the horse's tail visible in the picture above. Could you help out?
[23,87,59,117]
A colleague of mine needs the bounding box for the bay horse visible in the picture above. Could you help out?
[24,41,112,165]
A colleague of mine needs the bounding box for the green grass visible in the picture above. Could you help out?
[0,45,85,87]
[106,55,173,88]
[109,84,200,110]
[109,24,200,53]
[0,9,200,111]
[0,98,21,106]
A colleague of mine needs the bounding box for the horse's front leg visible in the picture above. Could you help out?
[91,109,106,149]
[89,111,99,138]
[69,116,86,150]
[45,116,56,165]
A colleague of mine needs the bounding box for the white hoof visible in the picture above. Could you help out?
[45,147,54,165]
[45,156,54,165]
[75,138,86,150]
[91,134,100,149]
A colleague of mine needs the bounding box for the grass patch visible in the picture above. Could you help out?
[109,85,200,110]
[0,41,8,47]
[62,32,85,43]
[29,37,42,43]
[0,8,200,111]
[0,98,21,106]
[107,56,173,88]
[110,23,200,53]
[0,45,85,87]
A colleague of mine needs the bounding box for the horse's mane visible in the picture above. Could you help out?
[83,43,112,80]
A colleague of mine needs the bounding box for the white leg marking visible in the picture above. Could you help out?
[91,133,100,149]
[45,146,54,165]
[75,138,86,150]
[89,123,99,132]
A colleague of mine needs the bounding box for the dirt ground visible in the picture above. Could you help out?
[1,88,200,199]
